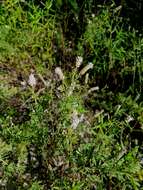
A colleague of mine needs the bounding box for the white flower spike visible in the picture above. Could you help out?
[55,67,64,81]
[80,62,93,75]
[28,73,37,88]
[76,56,83,68]
[71,110,84,129]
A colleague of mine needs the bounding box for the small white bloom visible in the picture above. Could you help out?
[20,80,27,90]
[76,56,83,68]
[92,14,95,18]
[79,62,93,75]
[55,67,64,81]
[126,115,134,123]
[21,81,26,87]
[28,73,36,87]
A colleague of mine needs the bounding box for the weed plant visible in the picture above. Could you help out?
[0,1,143,189]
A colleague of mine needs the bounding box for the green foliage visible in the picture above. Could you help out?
[0,0,143,189]
[80,4,143,92]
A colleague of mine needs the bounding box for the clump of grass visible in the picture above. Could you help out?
[78,4,143,93]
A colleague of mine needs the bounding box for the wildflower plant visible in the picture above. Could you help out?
[0,1,143,189]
